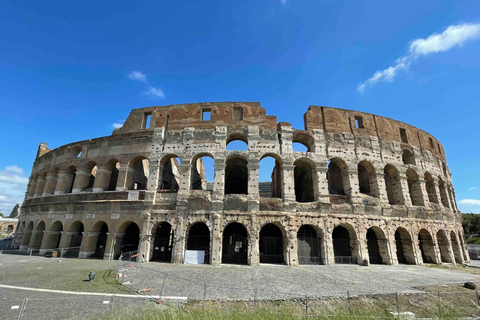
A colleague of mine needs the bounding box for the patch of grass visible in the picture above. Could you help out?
[425,263,480,275]
[467,238,480,244]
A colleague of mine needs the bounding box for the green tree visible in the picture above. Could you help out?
[9,204,19,218]
[0,213,3,217]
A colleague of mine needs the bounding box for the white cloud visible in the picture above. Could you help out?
[459,199,480,206]
[358,23,480,92]
[127,71,147,83]
[280,0,287,5]
[111,121,124,129]
[0,166,28,215]
[145,86,165,99]
[469,187,476,190]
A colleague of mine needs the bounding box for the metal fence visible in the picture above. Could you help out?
[467,244,480,260]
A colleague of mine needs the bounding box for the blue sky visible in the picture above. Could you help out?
[1,0,480,214]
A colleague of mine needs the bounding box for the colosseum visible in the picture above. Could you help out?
[13,102,469,266]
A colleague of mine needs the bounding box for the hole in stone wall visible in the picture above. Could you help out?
[222,223,248,265]
[226,140,248,151]
[292,142,308,152]
[407,169,423,206]
[143,113,152,129]
[354,116,364,129]
[191,156,214,190]
[297,225,321,265]
[294,159,315,202]
[402,150,415,165]
[152,222,173,262]
[332,226,352,264]
[259,156,282,198]
[202,109,211,121]
[327,160,345,195]
[400,128,408,143]
[187,223,210,264]
[160,157,181,191]
[225,157,248,195]
[418,229,434,263]
[384,165,403,205]
[366,228,382,264]
[259,223,284,264]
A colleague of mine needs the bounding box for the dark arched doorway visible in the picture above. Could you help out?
[418,229,435,264]
[333,226,355,264]
[94,223,108,258]
[366,228,382,264]
[395,228,415,264]
[297,225,322,265]
[259,224,284,264]
[222,223,248,265]
[152,222,174,262]
[186,223,210,264]
[120,223,140,255]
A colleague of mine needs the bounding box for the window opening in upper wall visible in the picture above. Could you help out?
[143,113,152,129]
[202,109,211,121]
[437,143,441,153]
[400,128,408,143]
[429,137,434,148]
[354,116,364,129]
[234,107,243,121]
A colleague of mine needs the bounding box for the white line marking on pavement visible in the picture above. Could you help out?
[0,284,187,301]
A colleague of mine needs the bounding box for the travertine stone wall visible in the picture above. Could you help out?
[15,103,468,266]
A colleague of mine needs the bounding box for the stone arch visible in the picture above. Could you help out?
[424,172,438,204]
[259,223,285,264]
[45,221,63,251]
[294,157,316,202]
[69,145,83,158]
[68,221,84,251]
[222,222,248,265]
[384,164,404,205]
[328,158,347,196]
[159,154,181,191]
[117,221,140,258]
[402,150,415,165]
[366,226,389,264]
[394,227,415,264]
[292,131,315,152]
[438,178,450,208]
[186,222,211,264]
[127,156,149,190]
[259,153,283,198]
[418,229,436,264]
[21,221,34,246]
[226,133,248,151]
[103,159,120,191]
[450,230,463,264]
[151,221,174,262]
[358,160,377,197]
[407,169,423,206]
[90,221,108,258]
[191,153,214,191]
[66,165,77,194]
[436,229,453,263]
[332,223,359,264]
[297,224,322,265]
[32,221,46,249]
[225,155,248,195]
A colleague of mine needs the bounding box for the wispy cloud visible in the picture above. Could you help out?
[145,86,165,99]
[357,23,480,93]
[111,122,124,129]
[127,70,165,99]
[127,71,147,83]
[459,199,480,206]
[280,0,287,5]
[0,166,28,215]
[469,187,476,190]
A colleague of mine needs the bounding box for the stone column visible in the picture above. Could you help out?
[316,165,330,203]
[398,174,413,206]
[282,164,296,202]
[72,170,91,193]
[58,231,75,249]
[323,222,334,265]
[345,169,362,204]
[113,232,126,259]
[93,169,112,193]
[419,179,431,209]
[27,230,38,249]
[212,160,225,209]
[432,179,443,208]
[172,216,185,264]
[43,173,58,196]
[248,224,260,266]
[286,227,298,266]
[54,170,74,195]
[374,173,389,204]
[34,177,46,197]
[26,179,36,199]
[103,233,115,260]
[116,167,133,191]
[39,231,62,255]
[247,162,259,211]
[79,231,99,259]
[146,161,160,202]
[211,213,222,266]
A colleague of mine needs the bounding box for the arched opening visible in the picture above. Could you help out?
[297,225,322,265]
[46,221,63,250]
[120,222,140,255]
[152,222,174,262]
[66,165,77,194]
[358,161,377,196]
[259,155,282,198]
[450,231,463,264]
[328,159,346,196]
[70,146,82,158]
[259,223,284,264]
[292,131,315,152]
[186,222,210,264]
[424,172,438,204]
[225,156,248,195]
[222,223,248,265]
[407,169,423,206]
[21,222,34,246]
[32,221,45,249]
[395,228,415,264]
[191,155,214,191]
[402,150,415,165]
[436,230,453,263]
[36,172,47,196]
[294,158,316,202]
[366,228,388,265]
[93,221,108,258]
[418,229,435,264]
[128,157,149,190]
[105,159,120,191]
[83,161,97,192]
[448,188,457,211]
[226,134,248,151]
[159,155,181,191]
[45,167,59,195]
[332,225,356,264]
[384,165,404,205]
[68,221,84,257]
[438,178,450,208]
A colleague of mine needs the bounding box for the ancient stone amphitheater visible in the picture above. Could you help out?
[14,102,469,266]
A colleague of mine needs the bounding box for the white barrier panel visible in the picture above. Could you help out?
[184,250,205,264]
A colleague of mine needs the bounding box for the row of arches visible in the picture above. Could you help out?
[19,218,467,266]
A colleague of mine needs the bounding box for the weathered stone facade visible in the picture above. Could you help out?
[14,102,469,266]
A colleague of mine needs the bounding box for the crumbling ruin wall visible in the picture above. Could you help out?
[15,102,467,266]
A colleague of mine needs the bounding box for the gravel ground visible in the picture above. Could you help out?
[2,253,480,319]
